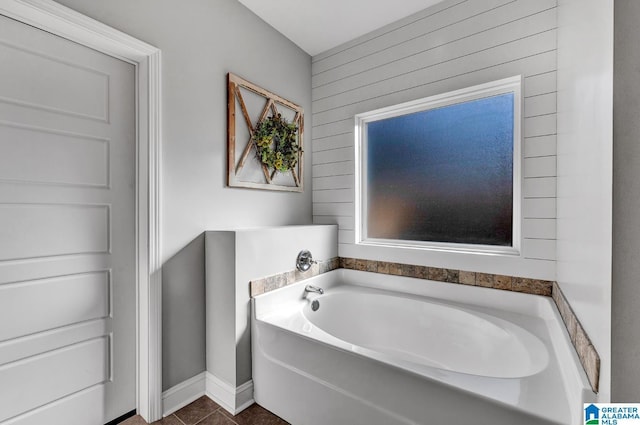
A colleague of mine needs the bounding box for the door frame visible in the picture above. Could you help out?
[0,0,163,422]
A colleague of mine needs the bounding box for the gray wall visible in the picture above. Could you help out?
[55,0,313,390]
[612,0,640,401]
[311,0,558,280]
[162,235,206,392]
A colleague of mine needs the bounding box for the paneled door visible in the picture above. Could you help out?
[0,14,136,424]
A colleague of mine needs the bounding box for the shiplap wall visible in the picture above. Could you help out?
[311,0,558,280]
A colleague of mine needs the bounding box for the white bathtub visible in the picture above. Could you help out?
[251,269,593,425]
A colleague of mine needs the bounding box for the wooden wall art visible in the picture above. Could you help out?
[227,73,304,192]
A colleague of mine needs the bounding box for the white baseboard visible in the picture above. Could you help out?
[205,372,254,415]
[162,372,206,417]
[235,379,255,413]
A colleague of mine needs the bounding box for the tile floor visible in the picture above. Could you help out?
[120,397,288,425]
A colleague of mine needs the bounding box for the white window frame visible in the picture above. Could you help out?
[354,76,522,256]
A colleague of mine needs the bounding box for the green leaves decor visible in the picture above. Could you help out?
[253,113,301,173]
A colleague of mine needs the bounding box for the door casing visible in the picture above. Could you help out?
[0,0,163,422]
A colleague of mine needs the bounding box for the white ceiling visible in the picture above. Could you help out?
[237,0,447,56]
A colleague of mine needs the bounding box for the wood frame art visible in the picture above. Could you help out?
[227,73,304,192]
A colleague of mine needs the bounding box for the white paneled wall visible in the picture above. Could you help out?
[557,0,613,401]
[311,0,558,279]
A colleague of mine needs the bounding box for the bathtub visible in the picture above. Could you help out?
[251,269,593,425]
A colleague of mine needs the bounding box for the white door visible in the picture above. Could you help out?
[0,14,136,425]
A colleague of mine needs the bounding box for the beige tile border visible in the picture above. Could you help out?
[339,257,553,296]
[249,256,599,393]
[249,257,340,297]
[552,282,600,393]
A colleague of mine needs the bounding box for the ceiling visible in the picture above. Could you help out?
[237,0,447,56]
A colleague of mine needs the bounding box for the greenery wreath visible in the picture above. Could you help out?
[252,113,301,173]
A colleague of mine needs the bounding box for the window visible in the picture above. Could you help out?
[355,76,521,254]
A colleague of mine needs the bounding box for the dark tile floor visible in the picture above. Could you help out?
[120,397,288,425]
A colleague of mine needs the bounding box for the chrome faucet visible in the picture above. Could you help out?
[305,284,324,295]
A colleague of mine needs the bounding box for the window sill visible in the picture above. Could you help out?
[358,238,521,257]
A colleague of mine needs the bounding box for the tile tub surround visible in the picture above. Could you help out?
[339,257,553,296]
[249,257,339,297]
[552,282,601,393]
[249,257,601,394]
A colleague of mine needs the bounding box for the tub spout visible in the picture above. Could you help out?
[305,285,324,295]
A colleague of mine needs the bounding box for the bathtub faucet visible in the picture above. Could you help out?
[296,250,317,272]
[305,285,324,295]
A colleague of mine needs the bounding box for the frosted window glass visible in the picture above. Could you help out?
[366,93,514,246]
